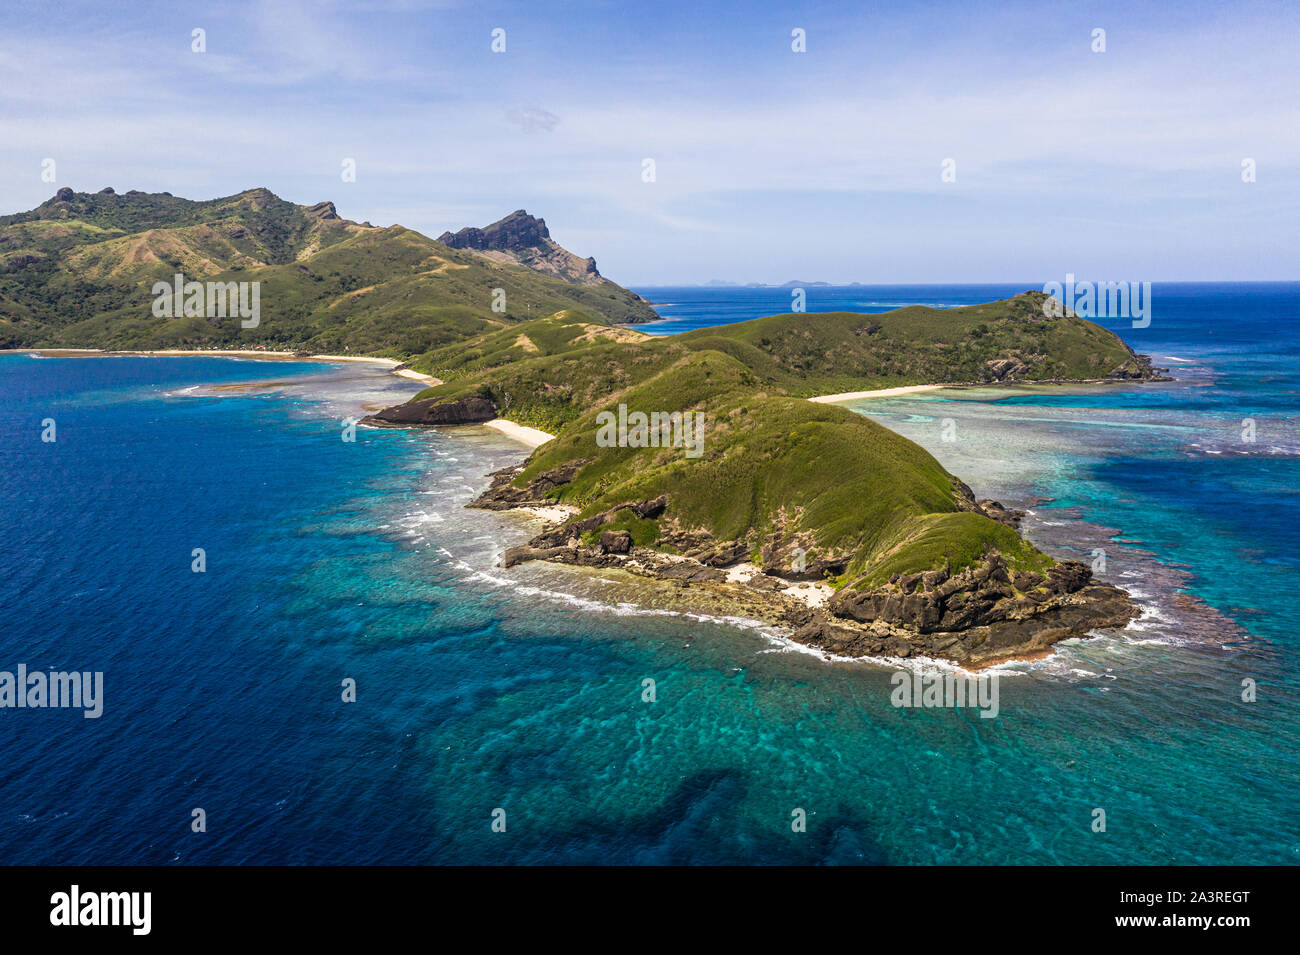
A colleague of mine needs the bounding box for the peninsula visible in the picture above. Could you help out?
[0,187,1165,667]
[371,291,1165,667]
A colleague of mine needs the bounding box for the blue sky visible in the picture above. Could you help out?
[1,0,1295,284]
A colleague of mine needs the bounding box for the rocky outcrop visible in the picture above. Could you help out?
[982,357,1032,381]
[368,394,497,426]
[439,210,551,253]
[466,460,588,512]
[437,210,604,286]
[599,530,632,554]
[788,578,1136,666]
[480,465,1140,666]
[1109,353,1165,379]
[811,553,1137,665]
[977,499,1024,528]
[484,475,1139,666]
[950,478,1025,528]
[833,553,1053,631]
[759,533,849,579]
[305,200,340,221]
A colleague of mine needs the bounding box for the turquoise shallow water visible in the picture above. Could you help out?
[2,284,1298,864]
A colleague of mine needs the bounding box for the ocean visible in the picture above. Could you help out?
[2,281,1298,864]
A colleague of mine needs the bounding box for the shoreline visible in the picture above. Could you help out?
[11,348,1155,671]
[7,347,443,387]
[807,373,1176,404]
[471,457,1141,671]
[483,418,555,448]
[380,371,1172,670]
[495,521,1139,672]
[810,384,948,403]
[467,370,1182,669]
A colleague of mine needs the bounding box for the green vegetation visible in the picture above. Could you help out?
[850,512,1052,589]
[678,294,1145,394]
[3,187,1152,594]
[412,293,1153,589]
[411,310,649,380]
[498,351,1046,584]
[0,188,657,352]
[409,290,1150,432]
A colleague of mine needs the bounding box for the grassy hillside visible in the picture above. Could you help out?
[678,292,1148,395]
[391,291,1155,589]
[510,350,1050,585]
[406,291,1155,432]
[0,188,658,353]
[411,310,650,380]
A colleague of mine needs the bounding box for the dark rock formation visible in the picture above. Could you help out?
[368,394,497,426]
[1110,354,1166,379]
[469,461,587,512]
[599,530,632,554]
[829,553,1093,635]
[1045,560,1092,594]
[759,534,848,579]
[950,479,1025,528]
[306,200,340,221]
[436,209,603,285]
[807,551,1135,665]
[977,499,1025,528]
[439,210,551,253]
[490,492,1137,667]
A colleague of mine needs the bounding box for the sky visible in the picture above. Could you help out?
[1,0,1296,285]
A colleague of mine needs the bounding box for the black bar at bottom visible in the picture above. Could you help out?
[0,865,1281,941]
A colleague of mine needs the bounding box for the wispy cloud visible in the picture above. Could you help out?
[0,0,1294,282]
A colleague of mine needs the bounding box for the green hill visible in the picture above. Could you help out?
[377,291,1158,604]
[0,187,657,353]
[396,291,1158,432]
[678,292,1153,395]
[501,349,1052,587]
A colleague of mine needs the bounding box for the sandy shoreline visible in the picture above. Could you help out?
[809,384,947,403]
[8,348,443,386]
[392,368,440,384]
[484,418,555,448]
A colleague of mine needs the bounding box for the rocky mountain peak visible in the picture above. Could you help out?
[305,200,340,221]
[438,209,551,252]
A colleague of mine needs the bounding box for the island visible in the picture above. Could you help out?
[371,292,1165,667]
[0,187,1165,667]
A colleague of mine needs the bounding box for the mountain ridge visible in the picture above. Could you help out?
[0,187,658,352]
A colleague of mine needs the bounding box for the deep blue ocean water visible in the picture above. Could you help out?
[3,282,1298,864]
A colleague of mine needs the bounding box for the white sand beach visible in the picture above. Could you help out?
[392,368,442,384]
[723,561,834,609]
[517,504,580,522]
[484,418,555,448]
[13,348,443,386]
[809,384,947,403]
